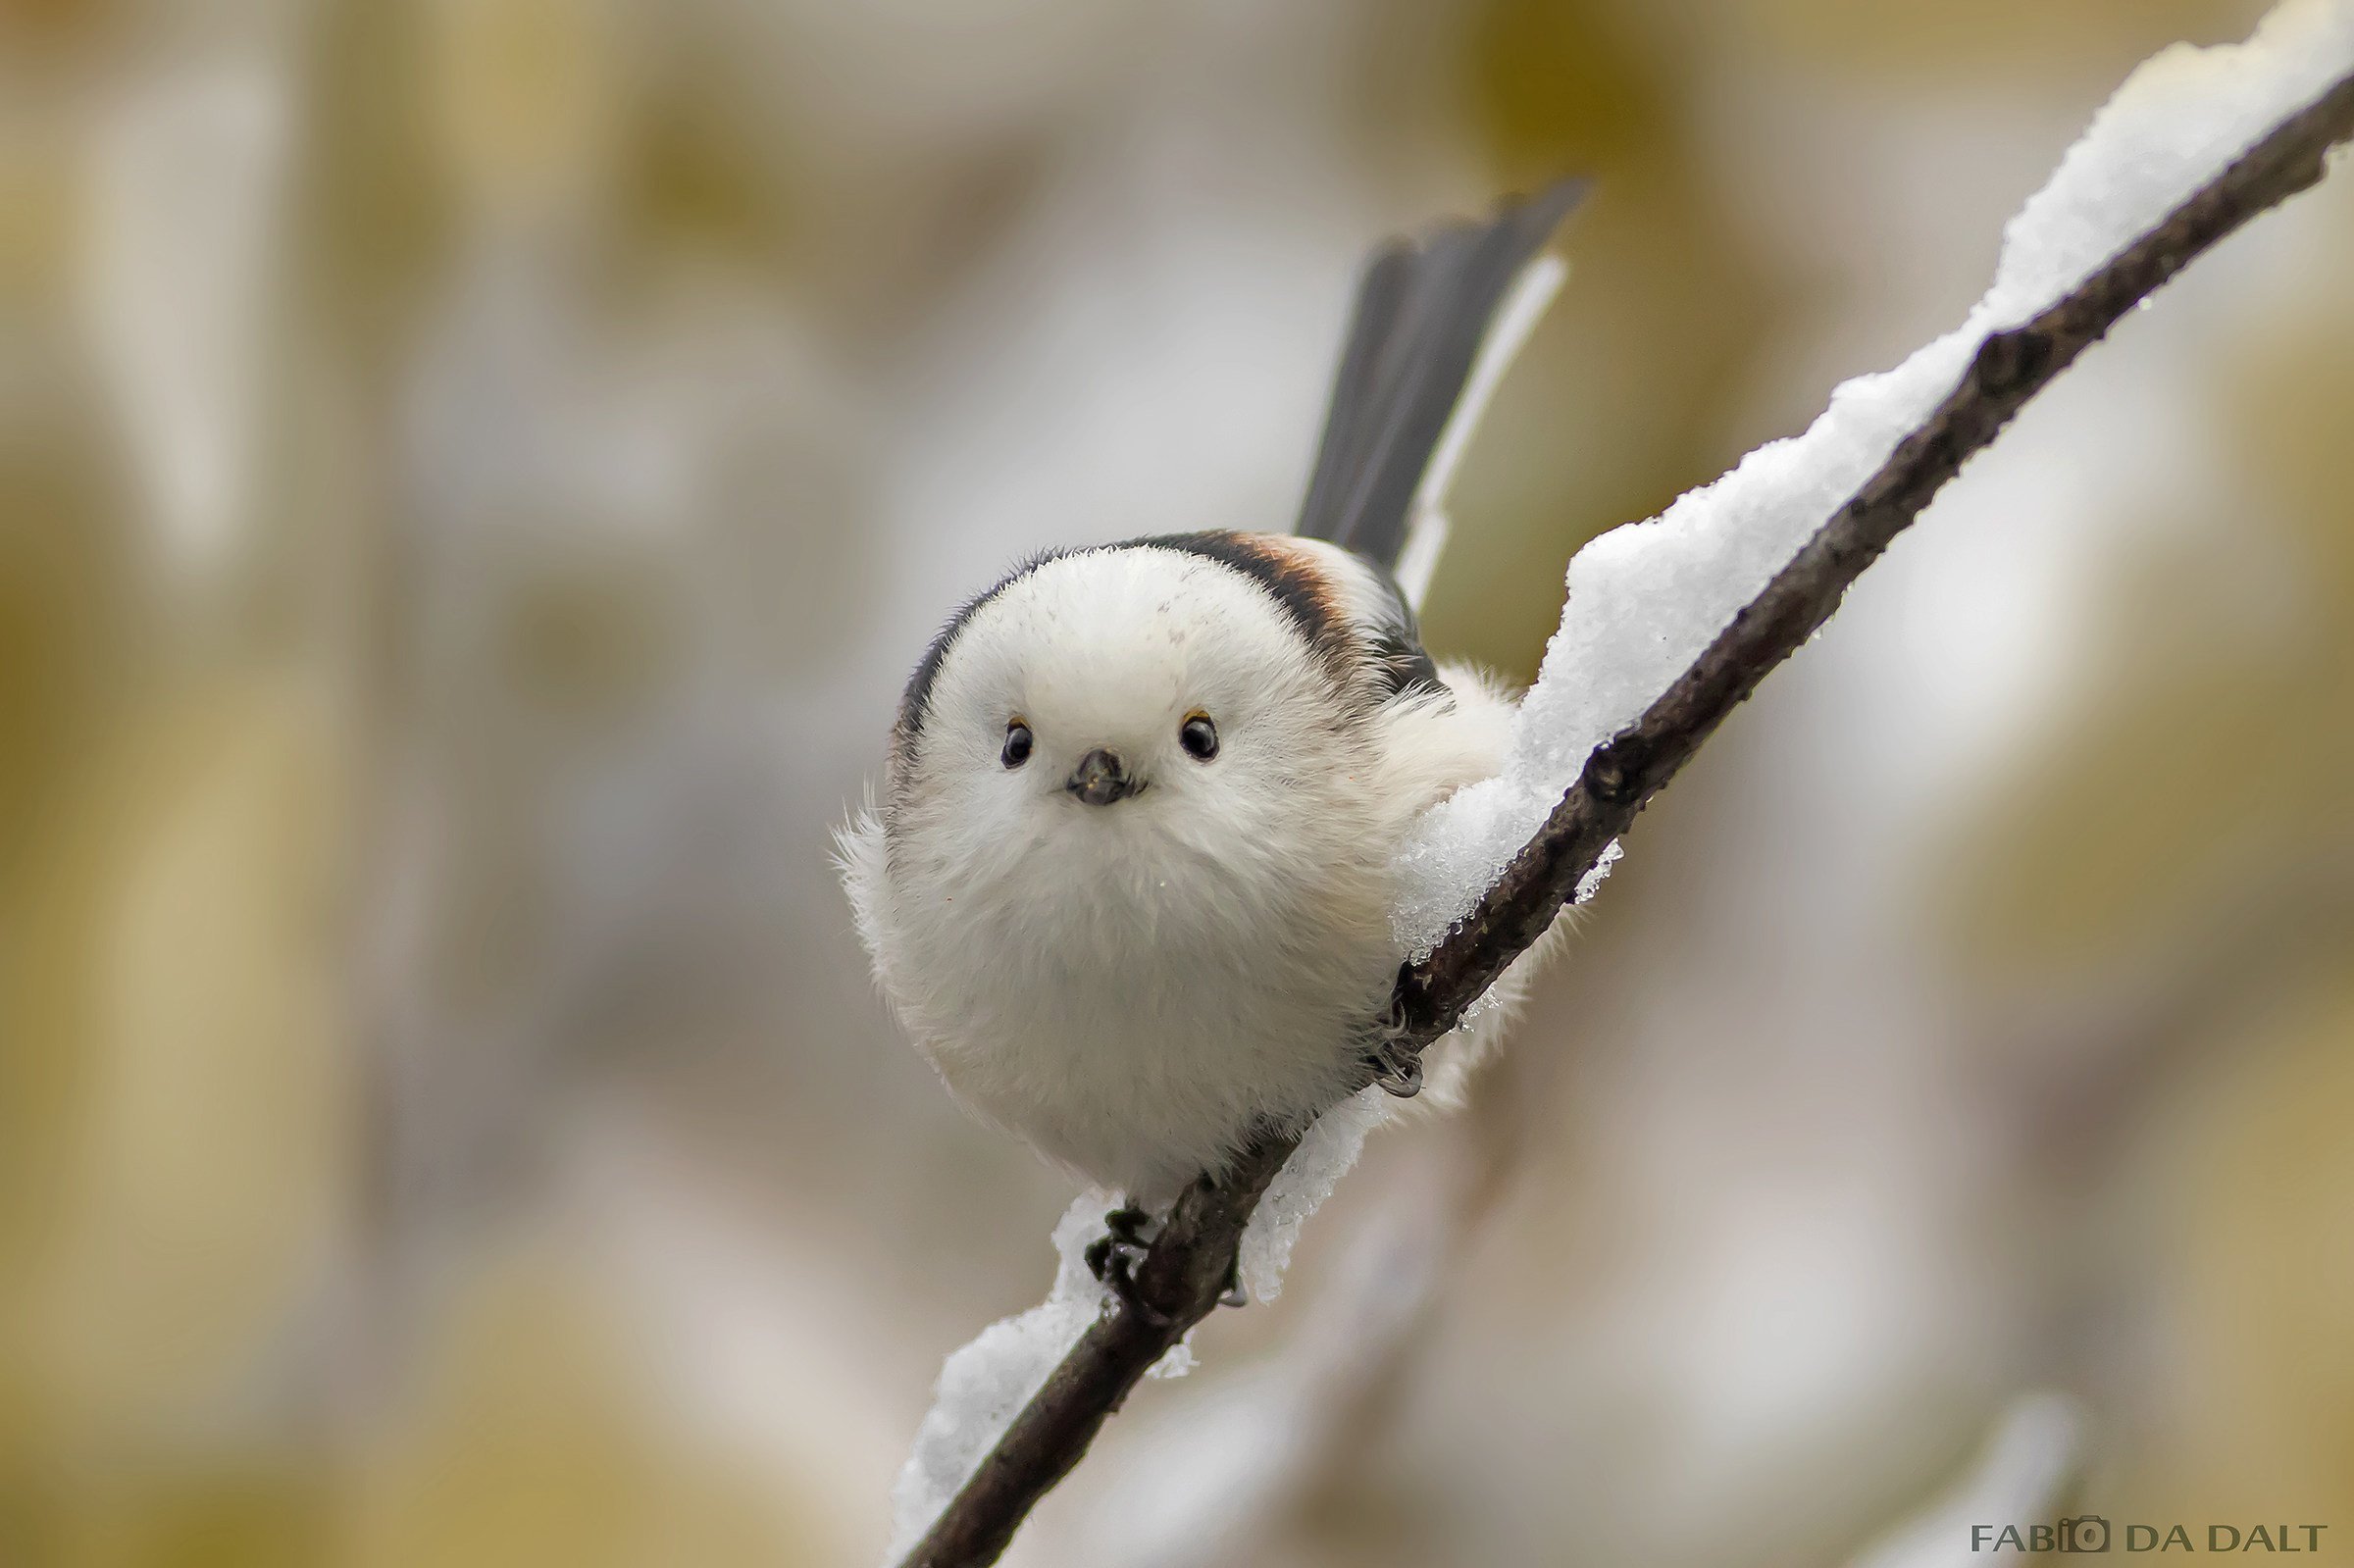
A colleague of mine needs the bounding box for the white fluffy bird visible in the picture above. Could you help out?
[843,180,1584,1207]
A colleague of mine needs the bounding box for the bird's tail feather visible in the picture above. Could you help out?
[1295,177,1586,604]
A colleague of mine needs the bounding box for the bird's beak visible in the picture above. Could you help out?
[1066,748,1136,805]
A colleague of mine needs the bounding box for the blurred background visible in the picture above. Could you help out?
[3,0,2351,1563]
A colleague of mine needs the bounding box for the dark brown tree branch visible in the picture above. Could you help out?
[897,63,2354,1568]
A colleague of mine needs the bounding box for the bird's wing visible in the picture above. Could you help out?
[1294,177,1586,606]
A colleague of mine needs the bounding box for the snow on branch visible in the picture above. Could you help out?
[894,9,2354,1566]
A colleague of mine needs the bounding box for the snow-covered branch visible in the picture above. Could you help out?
[896,11,2354,1566]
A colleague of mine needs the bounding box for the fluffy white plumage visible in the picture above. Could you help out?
[841,534,1536,1202]
[845,177,1589,1210]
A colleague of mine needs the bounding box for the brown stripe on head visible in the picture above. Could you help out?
[883,531,1439,827]
[884,536,1331,804]
[1128,531,1360,689]
[1142,531,1443,702]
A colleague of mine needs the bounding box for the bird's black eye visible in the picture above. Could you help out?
[1001,721,1034,769]
[1178,713,1218,761]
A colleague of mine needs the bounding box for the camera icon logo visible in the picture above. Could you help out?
[2058,1515,2111,1552]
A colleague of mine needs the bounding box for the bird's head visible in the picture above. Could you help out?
[884,535,1393,910]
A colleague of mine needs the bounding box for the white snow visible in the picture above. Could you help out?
[883,1094,1395,1559]
[1392,0,2354,956]
[1235,1089,1393,1302]
[1573,837,1623,905]
[885,1195,1113,1560]
[883,5,2354,1554]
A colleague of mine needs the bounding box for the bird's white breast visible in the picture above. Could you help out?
[852,735,1398,1201]
[844,667,1521,1202]
[841,531,1524,1201]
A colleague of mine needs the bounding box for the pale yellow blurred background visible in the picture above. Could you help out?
[4,0,2351,1564]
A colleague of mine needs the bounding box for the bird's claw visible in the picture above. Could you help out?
[1366,1036,1423,1098]
[1364,980,1423,1097]
[1103,1203,1153,1247]
[1087,1205,1171,1326]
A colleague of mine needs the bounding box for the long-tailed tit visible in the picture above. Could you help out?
[843,180,1585,1209]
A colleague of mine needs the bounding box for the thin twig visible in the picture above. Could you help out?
[898,65,2354,1568]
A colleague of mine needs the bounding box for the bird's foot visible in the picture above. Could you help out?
[1103,1203,1155,1247]
[1085,1204,1171,1325]
[1364,985,1424,1098]
[1365,1034,1423,1098]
